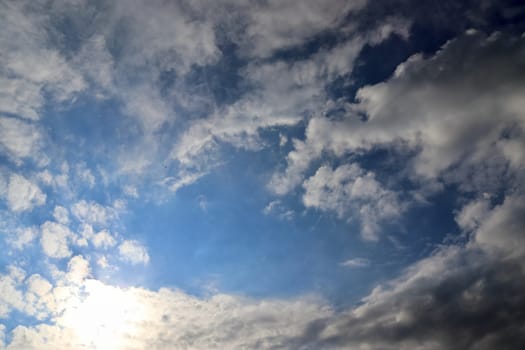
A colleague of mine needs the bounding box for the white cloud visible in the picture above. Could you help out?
[162,171,207,193]
[92,230,117,249]
[0,117,42,162]
[474,195,525,264]
[340,257,370,268]
[66,255,91,285]
[229,0,368,58]
[118,240,150,265]
[6,174,46,212]
[40,221,75,259]
[303,164,403,240]
[169,20,408,192]
[4,278,331,350]
[123,185,139,198]
[263,200,295,221]
[0,266,26,318]
[0,323,5,348]
[113,0,220,75]
[71,200,115,226]
[0,1,85,122]
[7,227,38,250]
[75,165,96,188]
[24,274,55,320]
[96,256,110,269]
[26,274,52,297]
[52,206,69,225]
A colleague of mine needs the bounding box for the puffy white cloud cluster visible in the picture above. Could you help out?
[5,174,46,213]
[71,200,116,227]
[118,240,150,265]
[303,164,404,240]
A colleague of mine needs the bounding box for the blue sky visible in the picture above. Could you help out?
[1,0,525,349]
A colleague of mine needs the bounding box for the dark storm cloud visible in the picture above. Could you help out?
[279,196,525,350]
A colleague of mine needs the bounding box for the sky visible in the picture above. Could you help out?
[0,0,525,349]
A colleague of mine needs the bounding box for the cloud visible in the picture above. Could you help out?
[71,200,116,227]
[474,195,525,265]
[91,230,117,249]
[235,0,368,58]
[170,22,407,189]
[26,274,53,297]
[2,193,525,350]
[0,1,85,121]
[0,324,4,348]
[303,164,404,240]
[340,257,370,268]
[52,206,69,225]
[0,117,42,162]
[279,195,525,350]
[40,221,75,259]
[7,227,38,250]
[263,200,295,221]
[6,174,46,212]
[0,266,25,318]
[118,240,150,265]
[65,255,91,285]
[4,277,331,350]
[272,31,525,197]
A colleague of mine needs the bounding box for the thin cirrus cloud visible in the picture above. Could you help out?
[0,0,524,349]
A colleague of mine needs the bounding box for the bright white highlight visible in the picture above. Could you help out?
[59,280,147,349]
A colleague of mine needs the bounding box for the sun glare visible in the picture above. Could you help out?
[59,280,146,349]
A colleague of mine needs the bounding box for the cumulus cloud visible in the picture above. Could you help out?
[40,221,75,259]
[0,266,25,318]
[272,31,525,198]
[6,174,46,212]
[0,117,42,162]
[52,206,69,225]
[65,255,91,285]
[91,230,117,249]
[303,164,404,240]
[71,200,116,227]
[7,227,38,250]
[118,240,150,265]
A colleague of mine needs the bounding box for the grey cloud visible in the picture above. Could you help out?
[0,1,85,120]
[281,196,525,350]
[273,31,525,199]
[0,117,42,163]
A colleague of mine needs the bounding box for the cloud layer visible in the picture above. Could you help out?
[0,0,524,349]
